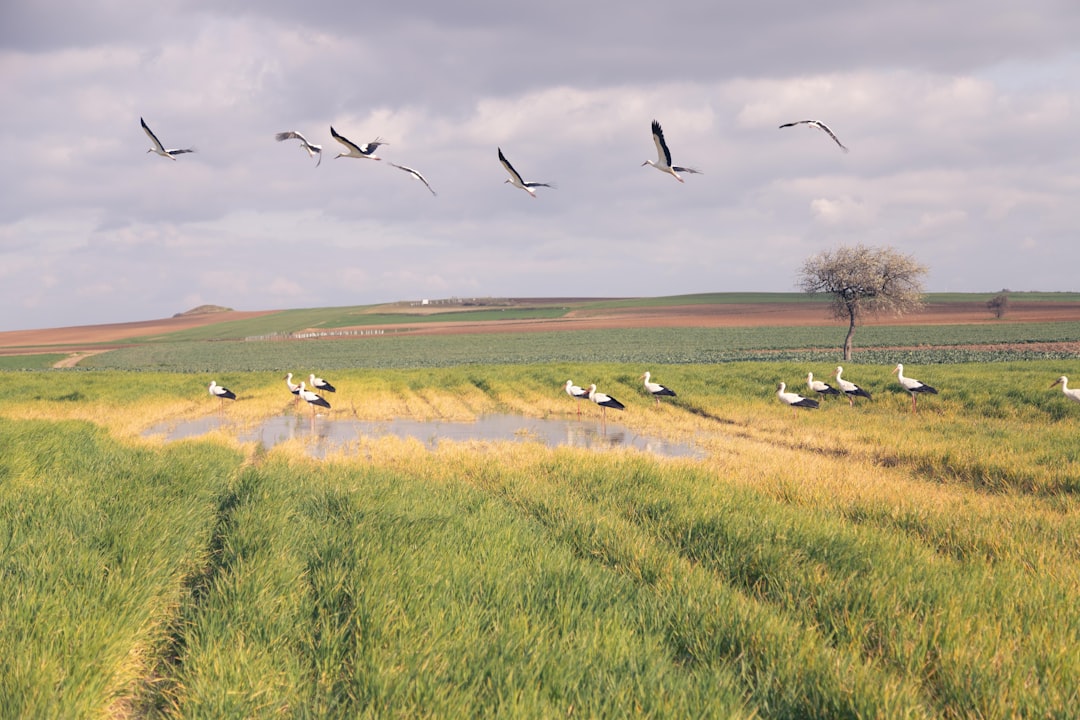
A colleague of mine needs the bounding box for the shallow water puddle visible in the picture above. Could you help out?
[144,413,703,459]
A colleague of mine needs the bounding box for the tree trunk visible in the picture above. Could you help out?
[843,309,856,361]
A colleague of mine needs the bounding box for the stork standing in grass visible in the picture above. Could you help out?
[1050,376,1080,405]
[641,371,677,406]
[298,381,331,416]
[642,119,701,183]
[208,380,235,409]
[564,380,589,417]
[807,372,841,401]
[285,373,301,403]
[777,382,819,417]
[309,373,336,393]
[833,366,872,407]
[587,383,625,423]
[893,363,938,413]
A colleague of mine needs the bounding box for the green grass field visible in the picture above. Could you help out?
[2,357,1080,717]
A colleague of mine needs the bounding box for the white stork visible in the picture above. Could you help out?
[284,373,301,403]
[778,120,848,152]
[564,380,589,417]
[833,366,872,407]
[388,162,437,196]
[641,371,677,406]
[297,381,331,415]
[309,373,336,393]
[208,380,236,408]
[275,131,322,166]
[498,148,554,197]
[1050,376,1080,405]
[777,382,819,417]
[642,119,701,183]
[330,126,387,160]
[893,363,938,412]
[587,383,625,422]
[141,117,195,159]
[807,372,841,401]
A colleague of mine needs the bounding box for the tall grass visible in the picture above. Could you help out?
[3,360,1080,716]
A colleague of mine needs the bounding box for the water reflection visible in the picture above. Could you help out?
[144,413,703,459]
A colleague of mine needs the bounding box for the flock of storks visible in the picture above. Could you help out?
[208,365,1080,424]
[141,115,850,197]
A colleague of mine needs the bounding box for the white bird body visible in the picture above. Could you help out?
[285,373,301,401]
[833,366,872,406]
[388,162,437,196]
[777,381,819,416]
[309,373,336,393]
[587,383,625,421]
[564,380,588,417]
[893,363,937,412]
[1051,376,1080,404]
[779,119,848,152]
[208,380,236,401]
[641,371,677,405]
[807,372,841,399]
[330,126,386,160]
[297,381,331,413]
[498,147,553,197]
[642,119,701,183]
[276,131,322,166]
[564,380,588,400]
[141,117,194,159]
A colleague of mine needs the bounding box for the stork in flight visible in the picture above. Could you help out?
[275,131,322,166]
[498,147,554,197]
[141,117,195,159]
[642,119,701,182]
[388,162,437,196]
[777,382,819,417]
[330,126,387,160]
[778,119,849,152]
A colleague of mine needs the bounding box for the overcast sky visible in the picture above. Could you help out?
[2,1,1079,330]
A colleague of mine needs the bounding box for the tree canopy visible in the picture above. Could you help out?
[798,244,928,360]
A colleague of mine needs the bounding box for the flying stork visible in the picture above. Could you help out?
[275,131,322,166]
[892,363,938,412]
[141,117,195,159]
[498,147,554,197]
[778,119,849,152]
[777,381,819,417]
[330,126,387,160]
[807,372,841,401]
[388,162,437,196]
[1050,376,1080,405]
[641,371,677,406]
[642,119,701,183]
[833,366,872,407]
